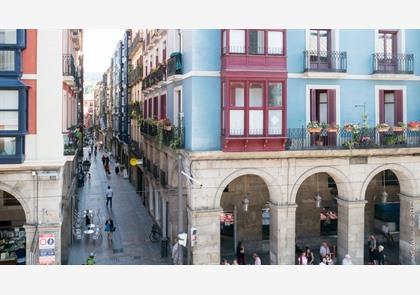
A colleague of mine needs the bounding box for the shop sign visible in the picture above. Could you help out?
[39,233,55,265]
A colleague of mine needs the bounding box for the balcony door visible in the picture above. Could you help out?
[377,31,398,72]
[309,29,331,70]
[379,90,402,126]
[310,89,336,146]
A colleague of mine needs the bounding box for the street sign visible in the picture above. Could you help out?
[39,233,56,265]
[130,158,143,166]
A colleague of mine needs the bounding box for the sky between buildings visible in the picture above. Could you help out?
[83,29,125,74]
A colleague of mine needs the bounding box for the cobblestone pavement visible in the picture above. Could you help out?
[68,148,172,265]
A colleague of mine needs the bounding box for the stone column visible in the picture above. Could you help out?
[399,194,420,265]
[188,207,222,265]
[336,198,366,265]
[269,203,297,265]
[148,182,154,213]
[23,224,36,265]
[154,190,160,222]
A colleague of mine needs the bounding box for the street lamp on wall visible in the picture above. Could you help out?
[242,196,249,212]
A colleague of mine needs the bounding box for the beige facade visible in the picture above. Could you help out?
[173,147,420,265]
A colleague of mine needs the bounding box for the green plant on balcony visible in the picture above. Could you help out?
[383,134,406,145]
[307,121,322,133]
[169,137,181,150]
[393,122,406,132]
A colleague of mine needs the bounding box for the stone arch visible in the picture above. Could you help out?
[360,163,418,200]
[214,168,280,208]
[290,166,353,204]
[0,182,31,223]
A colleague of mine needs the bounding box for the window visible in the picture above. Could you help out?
[378,31,397,57]
[268,31,283,55]
[230,30,245,53]
[148,99,152,119]
[249,82,264,135]
[0,50,15,71]
[379,90,402,126]
[310,89,336,125]
[249,30,265,55]
[163,42,167,62]
[229,82,245,135]
[153,96,158,119]
[0,30,17,44]
[144,99,148,118]
[318,92,328,124]
[309,30,331,69]
[0,90,19,130]
[384,92,395,126]
[156,48,159,65]
[222,30,227,54]
[224,80,285,137]
[0,137,16,155]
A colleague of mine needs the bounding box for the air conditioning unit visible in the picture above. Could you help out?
[38,171,59,181]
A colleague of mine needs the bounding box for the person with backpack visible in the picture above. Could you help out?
[105,185,114,209]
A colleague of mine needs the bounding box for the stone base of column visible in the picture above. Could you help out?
[23,224,62,265]
[336,198,366,265]
[269,203,297,265]
[188,208,222,265]
[399,194,420,265]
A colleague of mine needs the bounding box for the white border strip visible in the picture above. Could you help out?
[21,74,37,80]
[288,73,420,81]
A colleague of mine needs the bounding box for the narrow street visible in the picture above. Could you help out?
[68,148,172,265]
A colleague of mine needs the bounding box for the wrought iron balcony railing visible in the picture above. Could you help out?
[128,66,143,86]
[140,120,185,149]
[304,50,347,72]
[285,127,420,151]
[372,53,414,74]
[167,52,182,77]
[142,64,166,90]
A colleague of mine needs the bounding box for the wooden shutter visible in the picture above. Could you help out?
[144,99,148,118]
[394,90,403,125]
[379,90,385,124]
[310,89,317,122]
[327,89,336,124]
[160,94,167,119]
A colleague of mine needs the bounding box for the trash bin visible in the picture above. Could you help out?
[161,237,168,258]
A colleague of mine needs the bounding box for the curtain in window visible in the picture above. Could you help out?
[0,51,15,71]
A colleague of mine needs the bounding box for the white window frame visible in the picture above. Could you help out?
[305,29,340,52]
[305,85,340,125]
[173,85,183,127]
[374,29,405,54]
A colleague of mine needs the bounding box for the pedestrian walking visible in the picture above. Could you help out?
[85,212,91,226]
[368,235,377,264]
[342,254,353,265]
[102,155,106,166]
[326,254,334,265]
[298,251,308,265]
[236,242,246,265]
[304,247,314,265]
[377,245,385,265]
[171,237,182,265]
[86,253,95,265]
[115,162,120,175]
[88,151,92,160]
[319,241,331,261]
[105,186,114,209]
[94,149,97,158]
[78,171,85,187]
[253,253,262,265]
[319,257,327,265]
[104,218,115,240]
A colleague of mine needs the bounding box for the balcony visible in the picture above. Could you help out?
[372,53,414,75]
[304,50,347,73]
[140,119,185,149]
[167,52,182,78]
[128,32,143,57]
[285,127,420,151]
[142,64,166,90]
[63,54,76,86]
[128,65,143,86]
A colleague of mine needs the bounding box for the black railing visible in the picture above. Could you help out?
[128,66,143,86]
[142,64,166,90]
[140,120,158,137]
[167,52,182,77]
[63,54,76,77]
[162,126,185,149]
[304,51,347,72]
[160,170,167,187]
[152,164,159,179]
[285,127,420,151]
[372,53,414,74]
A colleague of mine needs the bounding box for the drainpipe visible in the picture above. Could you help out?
[30,171,39,264]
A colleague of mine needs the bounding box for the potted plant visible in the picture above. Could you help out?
[327,122,339,133]
[344,123,353,132]
[376,123,390,133]
[393,122,406,132]
[159,118,172,131]
[307,121,322,133]
[407,121,420,131]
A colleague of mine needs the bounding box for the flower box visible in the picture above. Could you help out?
[392,126,404,132]
[377,127,390,133]
[164,125,172,131]
[408,126,420,131]
[327,127,339,133]
[308,127,322,133]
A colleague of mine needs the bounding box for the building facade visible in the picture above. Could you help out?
[0,29,83,264]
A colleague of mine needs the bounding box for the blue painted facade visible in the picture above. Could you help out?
[287,29,420,128]
[0,29,27,164]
